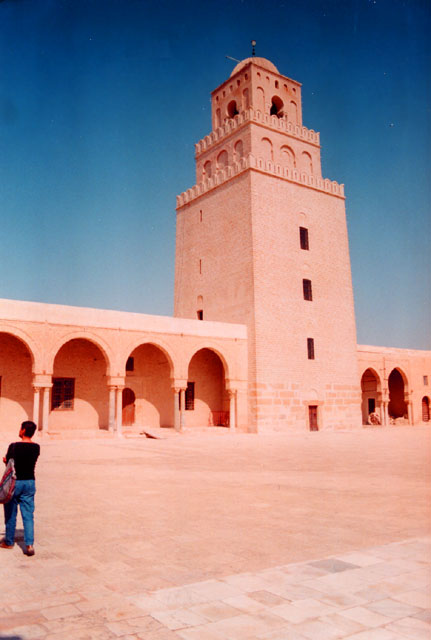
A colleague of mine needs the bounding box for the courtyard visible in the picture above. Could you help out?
[1,425,430,639]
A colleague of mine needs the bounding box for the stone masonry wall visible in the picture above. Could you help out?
[250,171,361,431]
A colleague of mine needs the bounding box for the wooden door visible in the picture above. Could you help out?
[422,397,430,422]
[309,405,318,431]
[122,388,136,426]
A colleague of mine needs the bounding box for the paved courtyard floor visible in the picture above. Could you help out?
[0,426,430,639]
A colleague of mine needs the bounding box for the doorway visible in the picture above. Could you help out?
[309,405,318,431]
[422,397,430,422]
[122,388,136,426]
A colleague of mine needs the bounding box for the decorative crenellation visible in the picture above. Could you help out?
[177,153,344,208]
[195,108,320,157]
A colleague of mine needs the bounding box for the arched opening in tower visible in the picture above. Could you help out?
[270,95,284,117]
[227,100,239,119]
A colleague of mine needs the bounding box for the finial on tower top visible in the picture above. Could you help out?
[251,40,256,56]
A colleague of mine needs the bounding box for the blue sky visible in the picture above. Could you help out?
[0,0,430,349]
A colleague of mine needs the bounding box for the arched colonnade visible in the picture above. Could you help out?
[0,325,246,435]
[360,366,426,425]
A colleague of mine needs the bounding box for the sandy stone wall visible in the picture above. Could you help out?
[174,173,259,430]
[250,170,361,431]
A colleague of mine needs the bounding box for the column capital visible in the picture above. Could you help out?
[108,376,126,387]
[109,384,125,392]
[171,378,188,390]
[225,379,247,392]
[173,386,187,394]
[32,373,53,387]
[33,383,53,390]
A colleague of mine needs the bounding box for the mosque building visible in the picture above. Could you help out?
[0,56,430,436]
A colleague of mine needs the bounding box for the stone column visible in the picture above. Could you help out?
[32,387,40,426]
[406,395,413,425]
[383,400,389,426]
[174,388,181,431]
[108,387,116,433]
[228,390,237,431]
[42,387,50,433]
[179,389,187,430]
[115,387,123,437]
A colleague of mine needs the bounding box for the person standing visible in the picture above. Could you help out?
[1,421,40,556]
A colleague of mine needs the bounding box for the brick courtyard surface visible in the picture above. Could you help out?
[1,426,430,639]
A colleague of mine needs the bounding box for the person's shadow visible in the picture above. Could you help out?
[1,528,28,555]
[0,636,24,639]
[14,529,29,555]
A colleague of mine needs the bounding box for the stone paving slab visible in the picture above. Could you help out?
[123,537,429,639]
[0,427,430,639]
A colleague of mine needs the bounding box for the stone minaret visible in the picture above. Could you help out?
[175,57,361,432]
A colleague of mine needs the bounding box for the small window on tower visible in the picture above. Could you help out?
[300,227,309,250]
[185,382,195,410]
[126,357,134,372]
[307,338,315,360]
[197,310,203,320]
[303,279,313,301]
[424,376,429,386]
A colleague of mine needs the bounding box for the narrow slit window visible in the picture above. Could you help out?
[199,259,202,274]
[307,338,315,360]
[303,279,313,301]
[185,382,195,410]
[52,378,75,410]
[300,226,309,250]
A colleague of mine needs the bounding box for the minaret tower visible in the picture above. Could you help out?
[174,56,361,432]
